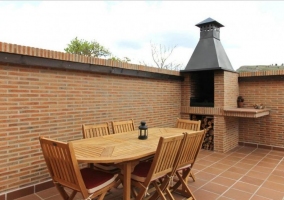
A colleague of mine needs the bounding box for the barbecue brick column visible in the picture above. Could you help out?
[214,116,239,152]
[214,71,239,152]
[180,74,191,119]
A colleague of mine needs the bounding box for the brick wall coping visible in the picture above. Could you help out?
[3,42,283,79]
[0,41,181,78]
[239,70,284,77]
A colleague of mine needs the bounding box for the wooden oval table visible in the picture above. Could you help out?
[70,128,196,200]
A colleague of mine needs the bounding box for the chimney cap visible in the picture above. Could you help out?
[196,17,224,28]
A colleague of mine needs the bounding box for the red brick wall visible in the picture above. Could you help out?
[214,71,239,152]
[238,76,284,148]
[0,63,181,193]
[214,71,225,108]
[180,71,240,152]
[215,71,239,108]
[224,71,239,107]
[214,116,239,152]
[2,40,284,195]
[180,74,190,119]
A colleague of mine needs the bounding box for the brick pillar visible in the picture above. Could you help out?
[214,115,239,153]
[181,74,191,107]
[180,74,191,120]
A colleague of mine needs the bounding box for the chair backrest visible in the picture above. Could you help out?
[82,123,110,138]
[144,134,184,184]
[111,119,135,134]
[39,136,88,197]
[175,130,205,170]
[176,118,201,131]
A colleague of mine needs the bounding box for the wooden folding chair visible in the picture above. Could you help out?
[111,119,135,134]
[122,134,184,200]
[39,136,117,200]
[82,123,110,138]
[176,118,201,182]
[176,118,201,131]
[171,130,205,199]
[81,123,119,173]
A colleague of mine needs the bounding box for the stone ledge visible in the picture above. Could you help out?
[181,106,270,118]
[223,107,270,118]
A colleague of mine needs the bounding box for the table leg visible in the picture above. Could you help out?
[123,162,131,200]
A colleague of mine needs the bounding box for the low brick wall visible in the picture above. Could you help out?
[0,42,182,194]
[238,75,284,149]
[1,41,284,198]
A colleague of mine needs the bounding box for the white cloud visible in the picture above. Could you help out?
[0,1,284,70]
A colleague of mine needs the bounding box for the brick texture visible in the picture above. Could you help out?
[224,71,239,107]
[0,63,181,193]
[238,76,284,148]
[181,71,240,152]
[1,41,284,196]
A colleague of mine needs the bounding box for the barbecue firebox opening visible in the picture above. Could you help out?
[190,70,214,107]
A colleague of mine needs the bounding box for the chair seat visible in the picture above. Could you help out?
[131,161,167,183]
[93,163,119,171]
[178,163,191,170]
[130,161,152,182]
[81,168,117,193]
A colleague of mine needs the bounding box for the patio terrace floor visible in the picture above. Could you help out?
[14,146,284,200]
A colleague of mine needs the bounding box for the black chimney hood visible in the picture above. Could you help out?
[182,18,235,72]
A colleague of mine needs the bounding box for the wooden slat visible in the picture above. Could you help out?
[70,127,199,200]
[176,118,201,131]
[39,137,117,200]
[111,119,135,134]
[128,134,185,200]
[71,128,195,163]
[171,130,206,199]
[82,123,110,138]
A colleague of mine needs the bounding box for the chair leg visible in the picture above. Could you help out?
[131,186,138,199]
[69,191,77,200]
[152,181,167,200]
[136,188,147,200]
[118,174,137,198]
[189,171,196,182]
[148,177,173,200]
[172,171,196,200]
[171,168,194,196]
[113,177,122,188]
[55,183,76,200]
[97,192,107,200]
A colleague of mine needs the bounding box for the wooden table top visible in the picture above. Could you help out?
[70,128,195,163]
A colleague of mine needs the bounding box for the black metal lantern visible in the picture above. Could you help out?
[138,121,148,140]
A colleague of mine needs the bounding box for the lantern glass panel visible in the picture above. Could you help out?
[138,121,148,140]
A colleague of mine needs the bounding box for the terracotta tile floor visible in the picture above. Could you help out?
[15,146,284,200]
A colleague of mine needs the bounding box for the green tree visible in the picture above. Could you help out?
[110,56,131,63]
[64,37,131,63]
[64,37,111,58]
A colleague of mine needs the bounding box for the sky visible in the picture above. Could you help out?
[0,1,283,71]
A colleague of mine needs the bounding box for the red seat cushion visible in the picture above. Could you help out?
[131,161,152,182]
[94,163,119,171]
[80,168,116,193]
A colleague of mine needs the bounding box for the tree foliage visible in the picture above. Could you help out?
[64,37,183,69]
[64,37,112,58]
[110,56,131,63]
